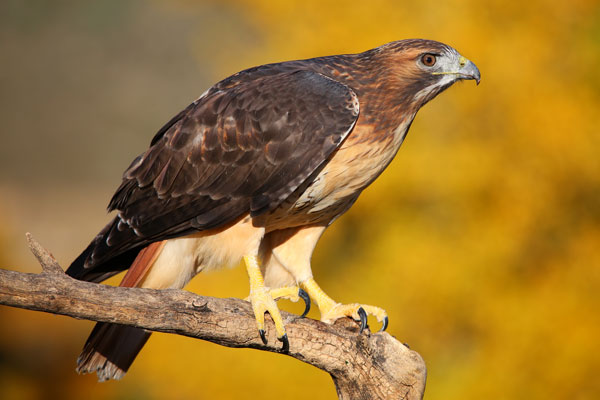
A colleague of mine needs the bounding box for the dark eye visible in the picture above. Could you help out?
[421,53,437,67]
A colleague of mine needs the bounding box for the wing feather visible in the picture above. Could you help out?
[78,68,359,270]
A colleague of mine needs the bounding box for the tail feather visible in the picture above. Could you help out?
[74,241,165,381]
[76,323,151,381]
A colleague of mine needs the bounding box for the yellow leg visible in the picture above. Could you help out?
[301,278,388,331]
[244,255,289,350]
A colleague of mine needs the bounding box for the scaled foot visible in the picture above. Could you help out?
[301,278,388,332]
[244,256,310,352]
[268,286,311,318]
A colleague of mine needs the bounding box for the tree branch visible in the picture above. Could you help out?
[0,234,426,400]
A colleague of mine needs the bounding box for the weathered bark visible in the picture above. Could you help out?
[0,234,426,399]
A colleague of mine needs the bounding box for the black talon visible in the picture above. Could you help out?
[298,288,311,318]
[278,333,289,353]
[259,329,267,345]
[379,316,389,332]
[357,307,368,334]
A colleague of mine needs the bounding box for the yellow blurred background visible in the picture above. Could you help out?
[1,0,599,399]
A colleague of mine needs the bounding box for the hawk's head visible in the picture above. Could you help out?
[373,39,480,106]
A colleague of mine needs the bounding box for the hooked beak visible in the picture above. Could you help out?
[458,56,481,85]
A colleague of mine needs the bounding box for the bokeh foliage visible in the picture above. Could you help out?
[1,0,599,399]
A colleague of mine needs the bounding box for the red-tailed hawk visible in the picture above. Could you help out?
[66,39,480,381]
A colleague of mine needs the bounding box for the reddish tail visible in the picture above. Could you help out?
[75,241,165,381]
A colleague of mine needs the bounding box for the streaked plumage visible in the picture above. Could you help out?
[66,39,480,381]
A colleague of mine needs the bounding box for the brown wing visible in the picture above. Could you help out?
[71,68,359,275]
